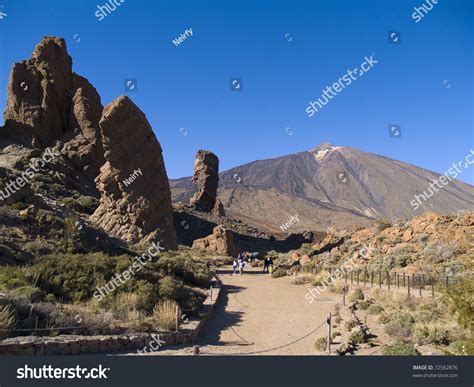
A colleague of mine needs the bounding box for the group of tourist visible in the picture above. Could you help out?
[231,252,273,275]
[232,251,256,275]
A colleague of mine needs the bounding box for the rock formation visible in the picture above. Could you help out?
[190,150,221,213]
[90,96,177,250]
[192,225,239,257]
[1,36,104,180]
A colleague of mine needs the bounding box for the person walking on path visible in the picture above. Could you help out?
[232,259,238,275]
[268,257,274,274]
[263,257,269,273]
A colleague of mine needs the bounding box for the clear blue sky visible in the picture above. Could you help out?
[0,0,473,183]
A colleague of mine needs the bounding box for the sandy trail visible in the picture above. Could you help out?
[140,266,341,356]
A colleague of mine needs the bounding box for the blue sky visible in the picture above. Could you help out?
[0,0,473,183]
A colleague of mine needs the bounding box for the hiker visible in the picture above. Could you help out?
[232,259,238,275]
[268,257,274,274]
[263,257,269,273]
[238,258,245,274]
[252,252,258,262]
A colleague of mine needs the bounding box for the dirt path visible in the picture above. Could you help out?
[140,266,341,356]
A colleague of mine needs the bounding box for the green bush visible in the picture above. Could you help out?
[349,288,364,302]
[357,300,370,310]
[382,342,419,356]
[350,330,366,344]
[383,311,415,340]
[367,304,384,315]
[315,336,327,351]
[13,286,46,302]
[345,319,358,331]
[272,268,287,278]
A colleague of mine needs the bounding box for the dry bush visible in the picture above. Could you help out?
[291,276,312,285]
[315,336,327,351]
[153,299,180,331]
[0,304,16,339]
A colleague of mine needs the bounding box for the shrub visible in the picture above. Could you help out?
[416,309,439,324]
[413,324,452,345]
[158,277,183,300]
[315,336,327,351]
[272,268,287,278]
[383,311,415,340]
[335,316,342,324]
[350,330,366,345]
[291,276,311,285]
[13,286,46,302]
[349,288,364,301]
[0,304,16,339]
[374,219,391,234]
[345,319,357,331]
[153,299,179,331]
[382,342,419,356]
[357,300,370,310]
[367,304,384,315]
[332,331,341,339]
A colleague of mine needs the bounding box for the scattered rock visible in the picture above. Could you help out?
[192,225,239,257]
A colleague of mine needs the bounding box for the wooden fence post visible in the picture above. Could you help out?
[431,282,434,298]
[378,270,382,289]
[327,313,332,353]
[407,276,411,297]
[403,273,406,287]
[357,270,360,285]
[397,274,400,289]
[363,269,367,287]
[419,275,422,297]
[175,305,180,332]
[371,270,374,288]
[387,271,390,291]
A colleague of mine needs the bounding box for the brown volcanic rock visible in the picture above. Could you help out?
[59,74,105,179]
[190,150,219,212]
[3,36,73,146]
[1,36,104,180]
[192,225,239,257]
[90,96,177,249]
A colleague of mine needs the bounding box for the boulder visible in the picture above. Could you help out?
[192,225,239,257]
[189,150,219,212]
[90,96,177,249]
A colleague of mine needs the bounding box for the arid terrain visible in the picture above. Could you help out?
[0,36,472,357]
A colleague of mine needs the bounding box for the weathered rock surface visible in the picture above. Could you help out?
[212,198,226,217]
[190,150,219,212]
[90,96,177,249]
[192,225,239,257]
[1,36,104,180]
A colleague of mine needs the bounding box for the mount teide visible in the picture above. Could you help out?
[170,144,474,233]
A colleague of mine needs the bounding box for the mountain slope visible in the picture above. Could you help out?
[170,144,474,233]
